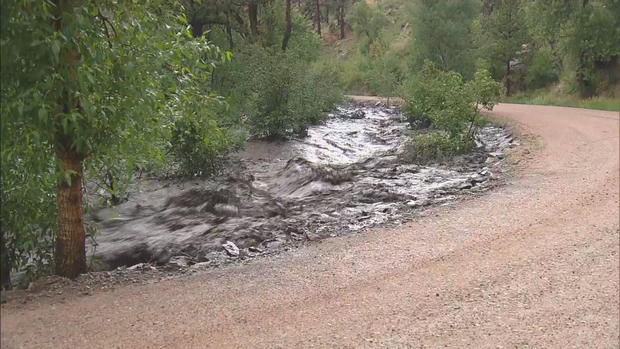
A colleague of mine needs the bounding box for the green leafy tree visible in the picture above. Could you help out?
[402,61,500,163]
[347,1,387,54]
[402,61,474,137]
[408,0,479,78]
[526,0,620,97]
[465,68,502,138]
[480,0,529,96]
[1,0,228,279]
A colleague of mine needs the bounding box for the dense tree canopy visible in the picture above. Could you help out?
[331,0,619,99]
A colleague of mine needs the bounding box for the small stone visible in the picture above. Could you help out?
[222,241,240,257]
[213,203,239,217]
[189,262,210,270]
[127,263,155,271]
[248,246,263,253]
[167,256,189,268]
[406,200,418,208]
[459,182,473,190]
[351,110,366,119]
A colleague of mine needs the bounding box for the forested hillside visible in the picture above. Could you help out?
[323,0,620,106]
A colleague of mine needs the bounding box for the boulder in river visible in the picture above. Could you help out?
[222,241,240,257]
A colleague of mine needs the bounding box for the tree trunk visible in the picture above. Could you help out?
[55,148,86,278]
[315,0,321,37]
[338,5,345,39]
[226,11,234,49]
[505,60,512,96]
[576,0,593,98]
[248,1,259,39]
[0,229,10,289]
[482,0,494,17]
[325,4,329,24]
[52,0,87,278]
[576,52,594,98]
[282,0,292,51]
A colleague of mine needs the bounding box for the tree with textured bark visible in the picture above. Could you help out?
[1,0,227,278]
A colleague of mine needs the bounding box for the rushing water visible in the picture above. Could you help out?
[90,104,515,269]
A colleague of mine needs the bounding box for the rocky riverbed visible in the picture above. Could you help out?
[89,103,516,271]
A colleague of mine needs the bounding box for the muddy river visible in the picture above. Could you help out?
[90,104,515,269]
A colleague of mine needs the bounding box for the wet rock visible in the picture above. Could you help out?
[459,182,473,190]
[248,246,263,253]
[470,174,486,184]
[263,239,285,249]
[167,256,189,268]
[351,110,366,119]
[127,263,156,271]
[213,203,239,217]
[222,241,240,257]
[406,199,429,208]
[189,262,210,270]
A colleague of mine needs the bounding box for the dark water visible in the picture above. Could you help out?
[89,105,515,269]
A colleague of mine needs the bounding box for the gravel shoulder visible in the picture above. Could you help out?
[1,103,619,348]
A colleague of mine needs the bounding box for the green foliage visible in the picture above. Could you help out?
[402,62,500,163]
[217,15,342,139]
[169,113,244,177]
[407,0,479,79]
[470,68,503,112]
[526,49,559,89]
[402,61,475,137]
[328,0,619,99]
[347,1,387,54]
[238,48,341,138]
[404,131,473,164]
[563,3,620,96]
[503,91,620,112]
[526,0,620,97]
[478,0,529,95]
[0,0,234,278]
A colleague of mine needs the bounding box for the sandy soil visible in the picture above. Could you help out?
[1,103,619,348]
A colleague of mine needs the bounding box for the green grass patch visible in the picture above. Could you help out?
[503,91,619,112]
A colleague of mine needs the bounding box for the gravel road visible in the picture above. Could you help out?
[1,103,618,348]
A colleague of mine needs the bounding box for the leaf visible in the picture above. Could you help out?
[38,108,48,121]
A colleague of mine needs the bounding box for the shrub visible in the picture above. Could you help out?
[401,61,500,163]
[402,61,475,137]
[404,131,473,164]
[220,42,342,139]
[169,116,243,177]
[526,49,559,89]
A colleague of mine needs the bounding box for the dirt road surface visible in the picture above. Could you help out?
[1,104,619,348]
